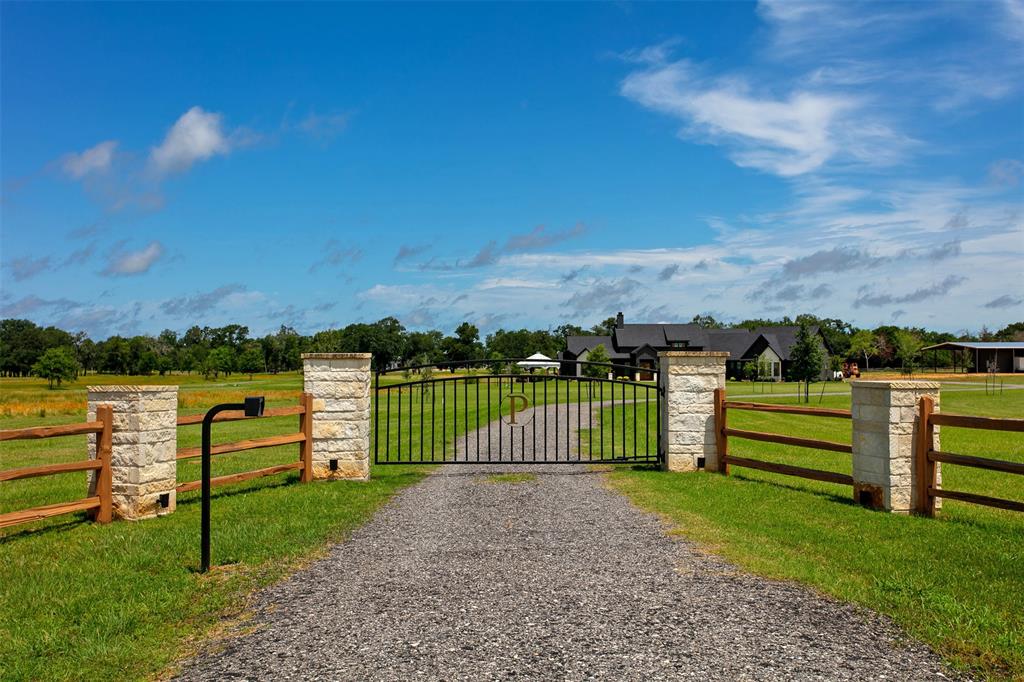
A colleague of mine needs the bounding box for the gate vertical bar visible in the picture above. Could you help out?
[543,377,548,461]
[645,384,650,458]
[589,379,594,460]
[374,371,380,464]
[476,375,480,461]
[532,379,537,459]
[621,381,626,457]
[453,379,458,462]
[633,383,637,458]
[431,380,436,462]
[577,381,581,460]
[656,374,662,465]
[487,377,492,462]
[554,379,559,461]
[386,388,391,462]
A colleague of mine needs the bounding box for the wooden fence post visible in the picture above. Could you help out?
[714,387,729,475]
[915,395,937,517]
[95,404,113,524]
[300,392,314,483]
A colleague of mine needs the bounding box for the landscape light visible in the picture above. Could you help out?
[199,396,266,573]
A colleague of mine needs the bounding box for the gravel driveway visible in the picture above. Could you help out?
[175,416,959,681]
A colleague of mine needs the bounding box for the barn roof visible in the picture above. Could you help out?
[921,341,1024,351]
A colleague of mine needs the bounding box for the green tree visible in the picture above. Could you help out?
[893,330,923,376]
[789,321,825,402]
[441,322,483,364]
[589,317,618,336]
[743,360,758,383]
[994,321,1024,341]
[691,314,724,329]
[0,319,47,376]
[31,347,80,389]
[487,352,506,375]
[237,345,264,379]
[848,330,877,370]
[207,346,236,379]
[583,344,610,379]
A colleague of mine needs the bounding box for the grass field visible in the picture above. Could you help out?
[594,387,1024,680]
[2,372,1022,680]
[1,372,427,681]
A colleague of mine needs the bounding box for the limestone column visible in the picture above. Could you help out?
[659,351,728,472]
[301,353,372,481]
[851,380,941,513]
[87,385,178,520]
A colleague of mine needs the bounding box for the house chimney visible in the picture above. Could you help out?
[615,311,624,329]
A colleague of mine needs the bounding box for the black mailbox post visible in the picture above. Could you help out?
[200,396,264,572]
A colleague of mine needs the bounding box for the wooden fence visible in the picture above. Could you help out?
[714,388,854,487]
[174,393,314,494]
[915,396,1024,515]
[0,405,113,529]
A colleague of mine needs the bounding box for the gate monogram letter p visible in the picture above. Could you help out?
[508,394,529,424]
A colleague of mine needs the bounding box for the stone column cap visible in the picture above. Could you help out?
[659,351,730,358]
[301,353,372,360]
[850,379,940,390]
[87,385,178,392]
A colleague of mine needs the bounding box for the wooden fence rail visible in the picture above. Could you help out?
[174,393,314,494]
[715,388,854,487]
[0,405,113,530]
[915,396,1024,516]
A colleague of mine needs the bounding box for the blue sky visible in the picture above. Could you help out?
[2,1,1022,338]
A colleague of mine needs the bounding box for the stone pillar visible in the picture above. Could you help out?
[301,353,372,481]
[659,351,728,472]
[87,385,178,520]
[851,380,940,513]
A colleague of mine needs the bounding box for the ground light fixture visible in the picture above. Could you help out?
[200,396,265,573]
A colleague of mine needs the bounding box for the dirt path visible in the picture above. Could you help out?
[175,450,958,680]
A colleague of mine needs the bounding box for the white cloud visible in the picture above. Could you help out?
[756,0,1021,113]
[620,60,904,176]
[149,107,231,175]
[60,140,118,179]
[102,241,165,276]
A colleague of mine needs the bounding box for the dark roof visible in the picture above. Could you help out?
[611,323,710,349]
[565,335,613,356]
[703,329,760,360]
[566,323,824,361]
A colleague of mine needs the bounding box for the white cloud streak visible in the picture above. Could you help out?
[102,241,165,276]
[149,107,231,175]
[60,140,118,179]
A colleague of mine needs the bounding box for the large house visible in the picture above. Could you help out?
[560,313,831,381]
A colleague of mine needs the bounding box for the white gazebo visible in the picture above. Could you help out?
[516,352,560,372]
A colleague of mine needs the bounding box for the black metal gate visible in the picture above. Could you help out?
[373,359,662,465]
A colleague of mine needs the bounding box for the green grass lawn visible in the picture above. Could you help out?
[0,373,438,682]
[598,387,1024,680]
[2,373,1022,680]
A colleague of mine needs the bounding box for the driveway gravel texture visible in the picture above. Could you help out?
[176,411,961,681]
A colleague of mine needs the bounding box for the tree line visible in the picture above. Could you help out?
[1,315,1020,387]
